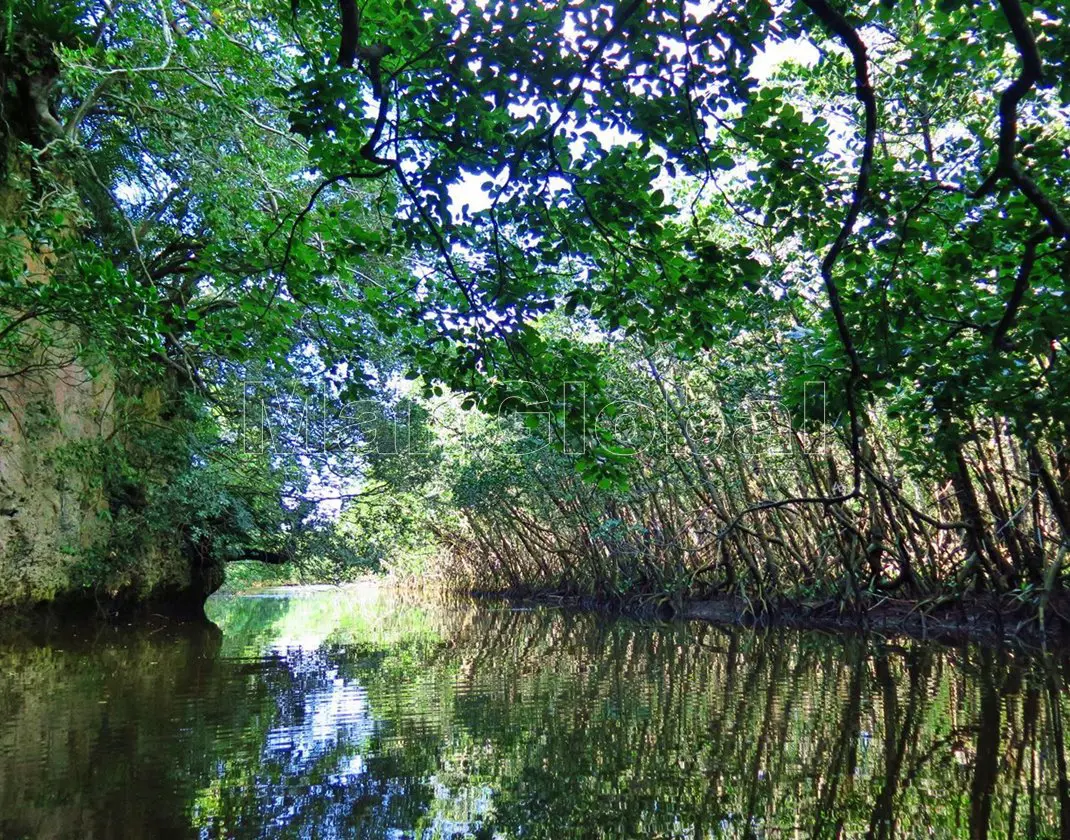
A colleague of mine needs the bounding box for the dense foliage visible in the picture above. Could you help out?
[2,0,1069,610]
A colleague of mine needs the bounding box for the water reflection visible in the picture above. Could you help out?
[1,584,1069,838]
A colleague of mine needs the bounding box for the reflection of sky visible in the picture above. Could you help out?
[217,589,495,839]
[257,653,495,838]
[250,648,382,837]
[262,665,374,761]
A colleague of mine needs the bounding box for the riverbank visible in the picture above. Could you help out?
[470,588,1070,649]
[679,593,1070,649]
[6,572,1068,651]
[223,576,1070,648]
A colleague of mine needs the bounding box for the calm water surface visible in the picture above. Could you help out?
[1,584,1069,838]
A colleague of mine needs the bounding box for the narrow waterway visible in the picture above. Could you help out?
[1,584,1068,838]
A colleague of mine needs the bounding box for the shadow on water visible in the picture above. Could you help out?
[1,584,1070,839]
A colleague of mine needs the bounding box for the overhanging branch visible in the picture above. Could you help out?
[800,0,876,485]
[974,0,1069,239]
[719,0,879,542]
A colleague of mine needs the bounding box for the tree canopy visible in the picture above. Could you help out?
[2,0,1069,604]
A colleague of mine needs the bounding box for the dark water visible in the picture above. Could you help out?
[1,586,1069,839]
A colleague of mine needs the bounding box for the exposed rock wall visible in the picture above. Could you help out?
[0,149,222,613]
[0,354,113,605]
[0,351,217,611]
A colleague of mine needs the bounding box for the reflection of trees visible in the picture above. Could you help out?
[348,607,1070,839]
[0,621,226,838]
[3,594,1070,838]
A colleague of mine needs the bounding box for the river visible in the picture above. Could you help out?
[1,583,1068,838]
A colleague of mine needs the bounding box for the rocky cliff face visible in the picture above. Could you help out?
[0,45,228,613]
[0,139,225,612]
[0,353,113,606]
[0,351,222,612]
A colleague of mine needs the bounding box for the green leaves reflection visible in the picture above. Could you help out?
[2,589,1070,838]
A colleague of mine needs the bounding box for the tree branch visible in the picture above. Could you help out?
[800,0,877,486]
[974,0,1069,238]
[718,0,881,543]
[990,229,1050,350]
